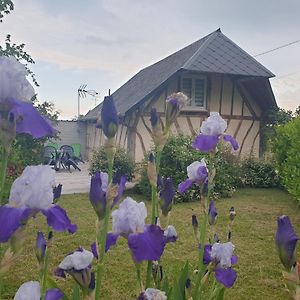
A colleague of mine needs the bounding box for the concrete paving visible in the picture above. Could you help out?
[55,162,136,195]
[55,163,91,194]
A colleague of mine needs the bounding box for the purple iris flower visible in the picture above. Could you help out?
[192,112,239,152]
[203,242,237,288]
[55,248,95,290]
[178,159,208,193]
[35,231,46,263]
[158,177,175,216]
[165,92,188,129]
[45,289,64,300]
[208,201,218,225]
[0,166,76,243]
[100,96,119,138]
[275,215,299,270]
[106,197,170,262]
[89,171,126,220]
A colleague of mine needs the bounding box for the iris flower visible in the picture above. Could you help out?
[105,197,176,263]
[137,288,167,300]
[203,242,237,288]
[208,201,218,225]
[275,215,299,270]
[55,248,95,291]
[0,56,56,142]
[0,166,76,243]
[178,159,208,193]
[158,177,175,216]
[14,281,63,300]
[192,112,238,152]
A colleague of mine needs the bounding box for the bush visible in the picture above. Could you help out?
[137,135,240,202]
[89,147,135,183]
[239,158,280,188]
[272,116,300,200]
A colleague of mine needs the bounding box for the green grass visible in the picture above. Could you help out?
[1,188,299,299]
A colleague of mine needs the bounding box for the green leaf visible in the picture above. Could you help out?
[171,261,189,300]
[71,283,81,300]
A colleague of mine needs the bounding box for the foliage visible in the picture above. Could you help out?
[272,116,300,200]
[261,106,299,155]
[0,0,13,22]
[137,135,241,201]
[89,146,135,183]
[239,157,280,188]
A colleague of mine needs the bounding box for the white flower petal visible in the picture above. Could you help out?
[0,56,35,103]
[112,197,147,236]
[200,112,227,136]
[9,165,55,209]
[144,288,167,300]
[187,159,207,180]
[14,281,40,300]
[59,249,94,271]
[211,242,234,268]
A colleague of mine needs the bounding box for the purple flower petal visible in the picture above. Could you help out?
[91,242,98,259]
[128,225,165,263]
[101,96,118,138]
[54,267,66,278]
[178,179,194,193]
[208,201,218,225]
[197,166,209,183]
[45,288,64,300]
[231,255,238,265]
[214,267,237,288]
[112,176,126,207]
[223,134,239,151]
[275,215,299,269]
[106,232,120,252]
[9,98,56,138]
[192,134,219,152]
[159,177,175,216]
[0,205,28,243]
[42,205,77,234]
[203,244,212,265]
[89,172,107,220]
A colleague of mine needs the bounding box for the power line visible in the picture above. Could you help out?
[253,39,300,57]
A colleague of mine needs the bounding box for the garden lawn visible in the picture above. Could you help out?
[1,188,299,299]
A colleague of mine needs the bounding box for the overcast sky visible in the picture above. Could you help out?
[1,0,300,119]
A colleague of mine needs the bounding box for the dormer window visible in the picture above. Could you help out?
[181,75,206,108]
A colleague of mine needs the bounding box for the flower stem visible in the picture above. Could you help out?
[0,147,9,204]
[95,154,114,299]
[41,229,51,299]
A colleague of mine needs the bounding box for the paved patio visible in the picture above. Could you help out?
[55,163,91,194]
[55,162,136,194]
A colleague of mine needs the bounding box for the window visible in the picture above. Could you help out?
[181,75,206,108]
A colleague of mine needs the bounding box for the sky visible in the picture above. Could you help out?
[1,0,300,119]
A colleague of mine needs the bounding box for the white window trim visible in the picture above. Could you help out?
[181,74,207,111]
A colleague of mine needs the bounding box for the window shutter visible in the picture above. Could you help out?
[194,79,204,106]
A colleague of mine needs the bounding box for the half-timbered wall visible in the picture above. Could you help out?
[134,73,262,162]
[85,73,262,162]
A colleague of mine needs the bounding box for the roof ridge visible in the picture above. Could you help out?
[182,30,220,69]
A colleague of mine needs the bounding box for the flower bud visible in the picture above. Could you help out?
[229,207,236,221]
[208,201,218,225]
[101,96,118,138]
[35,231,46,264]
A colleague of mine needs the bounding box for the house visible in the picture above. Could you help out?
[82,29,277,161]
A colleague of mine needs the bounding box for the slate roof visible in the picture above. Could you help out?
[83,29,275,120]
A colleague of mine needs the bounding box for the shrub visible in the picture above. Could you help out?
[239,158,280,188]
[272,116,300,200]
[137,135,240,202]
[89,146,135,183]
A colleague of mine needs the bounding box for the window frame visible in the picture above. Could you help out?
[180,74,207,110]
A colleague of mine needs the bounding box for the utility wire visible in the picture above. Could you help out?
[253,39,300,57]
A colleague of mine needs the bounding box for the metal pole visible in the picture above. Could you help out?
[78,90,80,118]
